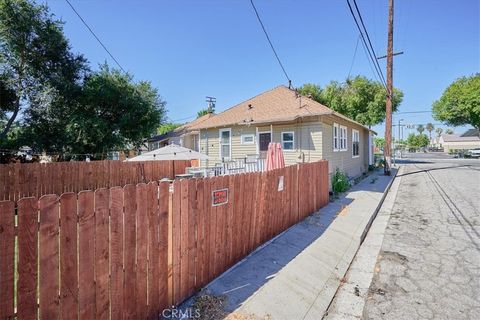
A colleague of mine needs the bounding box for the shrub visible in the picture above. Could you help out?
[332,169,350,194]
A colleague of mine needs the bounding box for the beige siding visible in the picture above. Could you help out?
[320,115,370,183]
[199,119,323,166]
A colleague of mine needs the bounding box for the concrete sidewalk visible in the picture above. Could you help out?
[180,169,396,320]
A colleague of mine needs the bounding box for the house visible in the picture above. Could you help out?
[187,86,375,182]
[147,113,215,151]
[439,129,480,153]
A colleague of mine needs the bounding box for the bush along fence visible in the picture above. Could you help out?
[0,160,191,201]
[0,160,329,320]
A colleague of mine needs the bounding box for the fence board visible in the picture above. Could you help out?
[17,198,38,320]
[172,180,182,305]
[179,179,189,301]
[78,191,96,320]
[39,195,60,320]
[147,181,160,319]
[110,187,124,320]
[123,185,137,320]
[135,183,149,319]
[60,193,79,320]
[95,189,110,320]
[187,179,197,296]
[0,160,191,201]
[0,201,15,320]
[158,181,170,313]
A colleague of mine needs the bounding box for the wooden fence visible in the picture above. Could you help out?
[0,160,329,319]
[0,160,191,201]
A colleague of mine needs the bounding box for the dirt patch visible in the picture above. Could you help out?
[191,293,272,320]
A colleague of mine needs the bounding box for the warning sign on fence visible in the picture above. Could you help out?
[212,188,229,206]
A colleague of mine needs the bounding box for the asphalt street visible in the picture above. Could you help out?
[363,154,480,319]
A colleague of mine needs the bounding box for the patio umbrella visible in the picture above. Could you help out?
[274,142,285,169]
[265,142,276,171]
[126,143,211,161]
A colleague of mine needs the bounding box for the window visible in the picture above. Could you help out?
[333,123,339,151]
[334,123,347,151]
[281,132,294,150]
[352,129,360,157]
[340,126,348,151]
[241,134,255,144]
[219,128,231,159]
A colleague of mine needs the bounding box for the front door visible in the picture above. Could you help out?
[258,132,271,155]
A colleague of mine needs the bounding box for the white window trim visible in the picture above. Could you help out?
[241,133,255,145]
[219,128,232,159]
[281,131,295,151]
[352,129,360,158]
[333,123,339,151]
[335,124,348,151]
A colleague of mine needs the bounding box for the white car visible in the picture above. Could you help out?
[468,148,480,158]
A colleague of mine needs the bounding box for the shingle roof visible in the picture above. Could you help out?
[149,113,215,142]
[461,128,480,137]
[188,86,343,130]
[441,133,480,142]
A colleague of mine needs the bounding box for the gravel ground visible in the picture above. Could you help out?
[363,159,480,319]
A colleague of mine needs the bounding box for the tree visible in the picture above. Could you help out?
[432,74,480,133]
[426,123,434,142]
[197,105,215,118]
[23,65,166,154]
[406,133,429,148]
[417,124,425,134]
[445,128,454,134]
[298,76,403,126]
[157,123,181,135]
[374,137,385,149]
[297,83,322,102]
[435,127,443,138]
[0,0,87,140]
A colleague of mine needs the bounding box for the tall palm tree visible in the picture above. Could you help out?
[435,127,443,138]
[426,123,434,144]
[417,124,425,135]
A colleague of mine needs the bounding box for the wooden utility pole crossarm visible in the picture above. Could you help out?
[384,0,394,175]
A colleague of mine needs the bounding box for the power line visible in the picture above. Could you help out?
[64,0,126,73]
[351,0,387,86]
[346,0,386,89]
[249,0,291,86]
[347,34,361,79]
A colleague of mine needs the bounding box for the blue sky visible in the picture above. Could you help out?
[43,0,479,137]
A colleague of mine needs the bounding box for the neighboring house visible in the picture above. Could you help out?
[147,113,215,151]
[439,129,480,152]
[188,85,376,183]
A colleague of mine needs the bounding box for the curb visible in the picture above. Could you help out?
[359,167,399,244]
[322,167,399,319]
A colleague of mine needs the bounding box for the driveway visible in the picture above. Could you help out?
[364,156,480,319]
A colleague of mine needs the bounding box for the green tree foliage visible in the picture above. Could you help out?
[197,105,215,118]
[298,76,403,126]
[157,122,181,135]
[406,133,429,148]
[0,0,87,139]
[23,65,166,154]
[417,124,425,134]
[297,83,322,102]
[432,74,480,131]
[374,137,385,149]
[1,0,167,154]
[445,128,454,134]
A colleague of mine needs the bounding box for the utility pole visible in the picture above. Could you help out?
[384,0,394,175]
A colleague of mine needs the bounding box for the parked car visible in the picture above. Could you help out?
[467,148,480,158]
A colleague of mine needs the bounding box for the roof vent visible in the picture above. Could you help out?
[248,104,253,110]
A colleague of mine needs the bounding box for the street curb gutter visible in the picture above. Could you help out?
[322,167,399,319]
[359,167,399,245]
